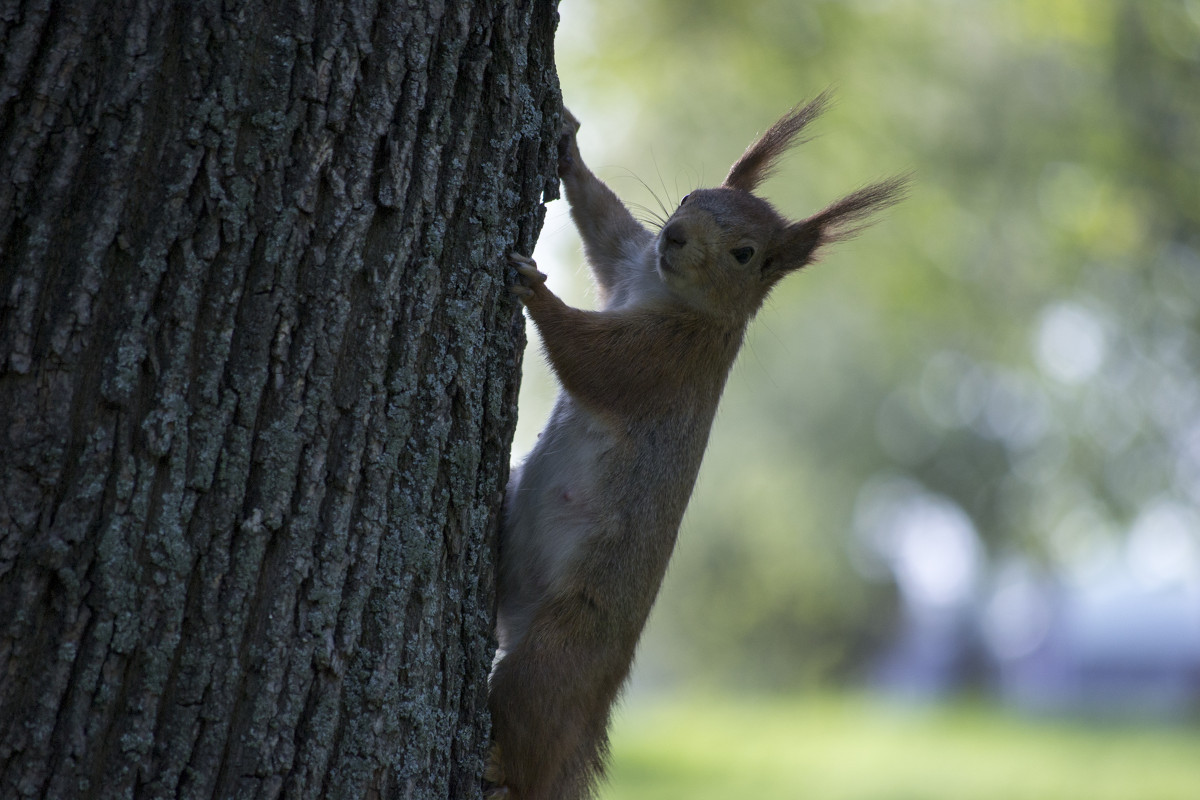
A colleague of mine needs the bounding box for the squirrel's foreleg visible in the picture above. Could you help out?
[509,254,675,419]
[556,110,652,292]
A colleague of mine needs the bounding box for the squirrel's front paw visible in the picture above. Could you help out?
[557,108,582,177]
[508,253,548,305]
[561,107,581,137]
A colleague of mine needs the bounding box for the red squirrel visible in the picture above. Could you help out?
[487,93,905,799]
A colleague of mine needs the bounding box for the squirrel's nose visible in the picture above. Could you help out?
[662,221,688,249]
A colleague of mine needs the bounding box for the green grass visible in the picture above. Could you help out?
[601,693,1200,800]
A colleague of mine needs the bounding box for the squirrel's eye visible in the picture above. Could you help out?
[679,194,690,206]
[731,246,755,265]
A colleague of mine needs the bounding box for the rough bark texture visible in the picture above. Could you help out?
[0,1,559,798]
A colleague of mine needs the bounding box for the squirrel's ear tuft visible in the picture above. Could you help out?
[765,175,909,279]
[806,175,909,245]
[723,91,831,193]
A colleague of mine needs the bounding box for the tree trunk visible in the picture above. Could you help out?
[0,2,559,798]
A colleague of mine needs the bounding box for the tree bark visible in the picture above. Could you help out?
[0,1,559,798]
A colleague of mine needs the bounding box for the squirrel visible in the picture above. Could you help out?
[486,92,905,800]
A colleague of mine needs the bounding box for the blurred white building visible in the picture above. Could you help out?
[858,478,1200,718]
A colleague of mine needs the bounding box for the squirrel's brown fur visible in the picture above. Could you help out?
[487,95,905,800]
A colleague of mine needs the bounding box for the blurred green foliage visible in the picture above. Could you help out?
[519,0,1200,687]
[601,693,1200,800]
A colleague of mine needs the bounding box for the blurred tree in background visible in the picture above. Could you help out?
[519,0,1200,690]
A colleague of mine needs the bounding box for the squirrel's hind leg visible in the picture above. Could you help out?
[483,743,511,799]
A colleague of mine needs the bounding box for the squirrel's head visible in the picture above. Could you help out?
[655,92,907,319]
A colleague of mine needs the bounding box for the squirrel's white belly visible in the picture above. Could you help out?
[498,396,616,651]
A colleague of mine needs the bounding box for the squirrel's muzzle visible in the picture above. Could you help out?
[661,221,688,250]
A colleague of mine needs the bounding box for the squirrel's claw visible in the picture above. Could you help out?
[509,253,547,284]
